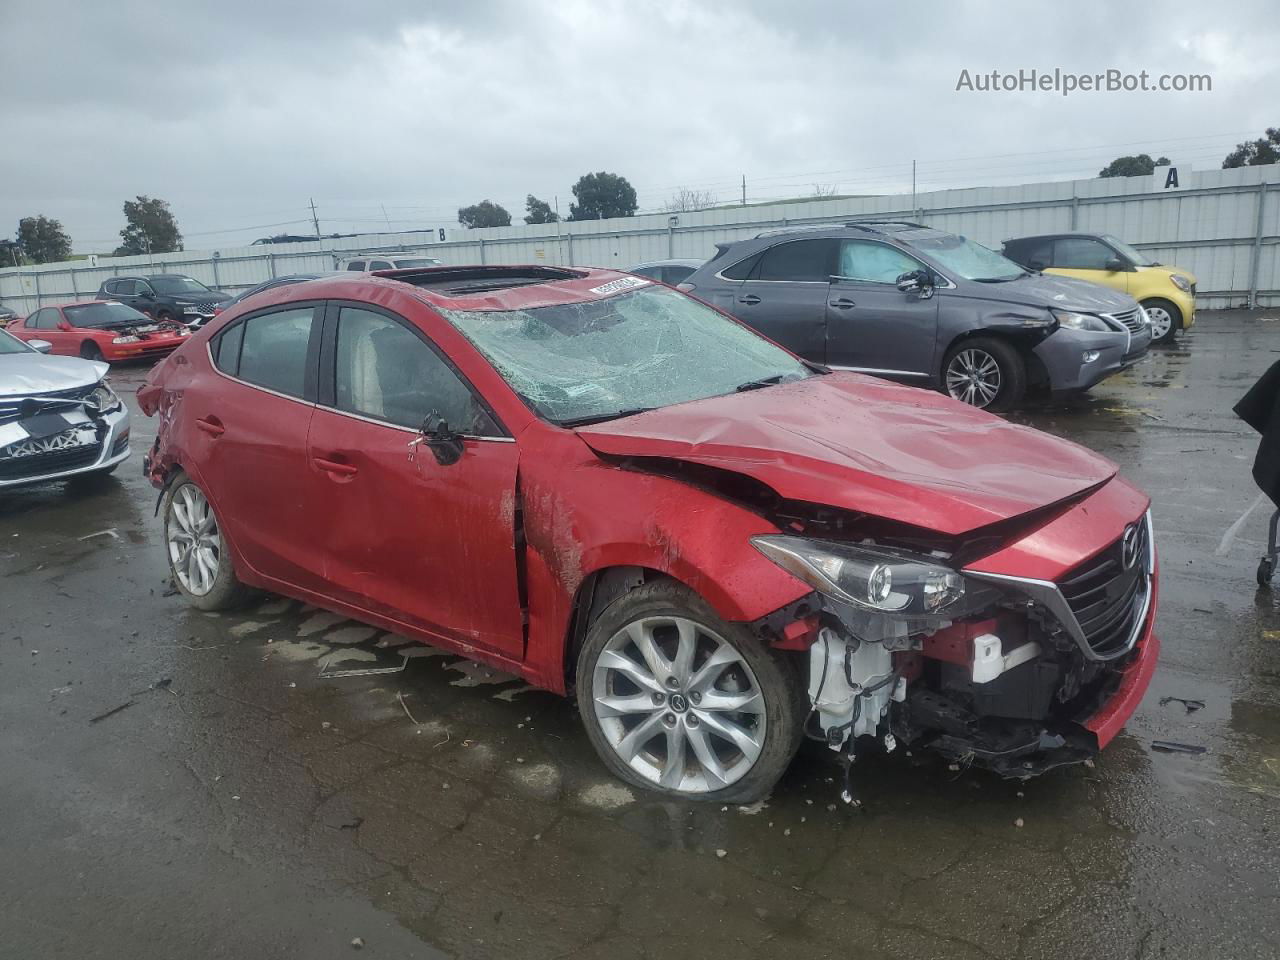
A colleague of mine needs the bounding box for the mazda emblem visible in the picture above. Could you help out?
[1121,523,1141,571]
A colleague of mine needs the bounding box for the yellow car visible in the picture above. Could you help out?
[1002,232,1195,343]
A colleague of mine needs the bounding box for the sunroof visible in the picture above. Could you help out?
[389,265,586,297]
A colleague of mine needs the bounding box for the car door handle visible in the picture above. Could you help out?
[195,417,225,437]
[313,457,358,478]
[830,298,856,309]
[738,295,761,305]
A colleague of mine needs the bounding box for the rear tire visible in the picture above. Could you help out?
[1142,298,1181,344]
[575,579,806,803]
[79,342,105,361]
[942,337,1026,411]
[161,472,250,611]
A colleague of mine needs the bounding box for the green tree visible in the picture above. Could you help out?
[115,196,183,255]
[1222,127,1280,168]
[16,215,73,264]
[568,172,637,221]
[458,200,512,228]
[1097,154,1170,178]
[524,195,559,224]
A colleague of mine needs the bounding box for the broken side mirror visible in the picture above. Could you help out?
[418,412,465,466]
[896,269,934,300]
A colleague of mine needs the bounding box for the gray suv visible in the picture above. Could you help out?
[680,221,1151,410]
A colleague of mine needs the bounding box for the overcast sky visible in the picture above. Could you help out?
[2,0,1276,252]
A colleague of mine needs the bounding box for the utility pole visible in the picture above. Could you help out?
[741,174,747,206]
[911,160,917,215]
[310,198,322,239]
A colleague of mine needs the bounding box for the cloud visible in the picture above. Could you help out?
[1,0,1275,251]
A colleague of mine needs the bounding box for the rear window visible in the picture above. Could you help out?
[754,239,837,282]
[224,307,315,398]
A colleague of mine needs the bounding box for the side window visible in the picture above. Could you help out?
[368,260,393,271]
[1007,239,1053,269]
[101,280,118,296]
[333,306,499,436]
[1053,238,1113,270]
[213,322,246,376]
[28,309,49,329]
[753,239,837,282]
[837,241,923,284]
[236,307,315,398]
[720,253,760,280]
[345,260,366,272]
[120,280,141,295]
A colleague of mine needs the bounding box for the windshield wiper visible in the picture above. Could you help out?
[735,374,790,392]
[560,407,656,428]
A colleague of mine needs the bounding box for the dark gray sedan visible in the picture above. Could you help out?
[680,221,1151,410]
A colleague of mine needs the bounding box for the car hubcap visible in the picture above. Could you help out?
[946,349,1002,407]
[1146,306,1172,339]
[592,616,766,793]
[167,484,220,596]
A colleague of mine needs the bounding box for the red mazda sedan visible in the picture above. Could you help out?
[138,266,1159,802]
[8,300,190,362]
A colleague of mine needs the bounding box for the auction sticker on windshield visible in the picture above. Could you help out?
[590,276,650,296]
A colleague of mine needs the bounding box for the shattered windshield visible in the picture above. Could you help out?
[443,284,811,425]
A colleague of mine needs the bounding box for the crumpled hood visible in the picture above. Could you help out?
[577,374,1117,536]
[972,273,1137,314]
[0,353,106,396]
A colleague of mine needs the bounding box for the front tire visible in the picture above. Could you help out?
[1142,298,1181,344]
[161,473,250,611]
[575,579,805,803]
[942,337,1026,411]
[79,341,106,361]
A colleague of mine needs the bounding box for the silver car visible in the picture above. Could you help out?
[0,329,130,488]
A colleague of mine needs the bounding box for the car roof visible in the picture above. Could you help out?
[31,299,115,310]
[272,265,659,314]
[631,258,704,269]
[344,252,437,259]
[1003,231,1110,242]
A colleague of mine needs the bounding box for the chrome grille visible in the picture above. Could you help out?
[1107,308,1146,335]
[0,383,98,425]
[1058,517,1151,658]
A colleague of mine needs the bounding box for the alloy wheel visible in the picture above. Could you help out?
[1145,305,1173,340]
[592,616,767,793]
[945,348,1002,408]
[167,484,221,596]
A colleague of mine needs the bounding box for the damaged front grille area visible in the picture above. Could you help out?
[965,512,1153,663]
[1059,517,1151,658]
[0,383,98,425]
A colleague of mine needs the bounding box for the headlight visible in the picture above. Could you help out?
[1052,310,1112,332]
[1170,274,1193,293]
[88,381,122,413]
[1137,305,1151,326]
[751,535,966,616]
[112,335,140,344]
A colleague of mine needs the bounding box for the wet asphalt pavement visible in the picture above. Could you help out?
[2,309,1279,960]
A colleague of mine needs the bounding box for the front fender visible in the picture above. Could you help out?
[516,426,809,692]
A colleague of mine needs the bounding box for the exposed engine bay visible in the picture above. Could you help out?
[754,514,1153,804]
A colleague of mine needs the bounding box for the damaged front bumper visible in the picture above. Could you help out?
[755,515,1160,782]
[0,399,130,488]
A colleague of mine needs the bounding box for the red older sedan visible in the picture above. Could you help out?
[137,266,1158,803]
[8,300,190,362]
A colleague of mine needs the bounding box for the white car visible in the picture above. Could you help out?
[339,252,443,271]
[0,329,130,488]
